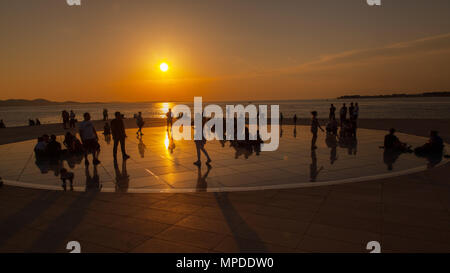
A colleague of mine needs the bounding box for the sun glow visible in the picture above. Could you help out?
[160,62,169,72]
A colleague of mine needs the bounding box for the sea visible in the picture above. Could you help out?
[1,97,450,127]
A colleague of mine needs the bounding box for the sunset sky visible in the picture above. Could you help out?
[1,0,450,102]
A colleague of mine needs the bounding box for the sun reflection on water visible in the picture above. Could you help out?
[158,102,175,118]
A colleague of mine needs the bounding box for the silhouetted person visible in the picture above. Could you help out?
[383,128,410,170]
[193,114,211,166]
[310,149,323,182]
[35,118,41,126]
[349,102,355,121]
[29,119,35,126]
[103,108,108,121]
[114,159,129,193]
[0,120,5,128]
[166,108,173,129]
[339,103,347,126]
[280,112,284,126]
[415,131,444,157]
[136,111,144,135]
[384,128,410,152]
[62,110,69,129]
[46,134,62,158]
[310,111,324,150]
[329,104,336,120]
[353,103,359,120]
[34,136,47,158]
[111,111,130,160]
[78,112,100,165]
[69,110,76,128]
[293,114,297,125]
[60,168,74,191]
[63,132,83,154]
[196,164,212,192]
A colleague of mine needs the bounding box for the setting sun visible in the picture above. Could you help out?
[160,62,169,72]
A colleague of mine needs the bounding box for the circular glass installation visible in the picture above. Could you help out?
[0,126,447,192]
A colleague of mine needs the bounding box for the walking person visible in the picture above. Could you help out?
[78,112,101,165]
[103,108,108,121]
[111,111,130,161]
[329,104,336,120]
[193,115,211,166]
[69,110,76,129]
[310,111,324,150]
[136,112,144,135]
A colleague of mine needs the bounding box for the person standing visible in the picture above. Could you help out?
[166,108,173,129]
[353,103,359,120]
[339,103,347,126]
[136,112,144,135]
[293,114,297,125]
[111,111,130,160]
[69,110,76,129]
[329,104,336,120]
[349,103,355,121]
[62,110,69,129]
[310,111,324,150]
[103,108,108,121]
[78,112,101,165]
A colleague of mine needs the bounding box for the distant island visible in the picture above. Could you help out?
[338,91,450,99]
[0,99,89,107]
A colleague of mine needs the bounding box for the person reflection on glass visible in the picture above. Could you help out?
[168,132,176,153]
[114,158,129,193]
[310,149,324,182]
[85,164,101,192]
[138,135,146,158]
[196,164,212,192]
[326,134,338,164]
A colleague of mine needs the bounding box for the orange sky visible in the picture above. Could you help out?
[1,0,450,102]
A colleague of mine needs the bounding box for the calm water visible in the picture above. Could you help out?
[1,97,450,127]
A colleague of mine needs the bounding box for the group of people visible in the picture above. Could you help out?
[383,128,444,170]
[310,102,360,150]
[28,118,41,126]
[61,110,76,129]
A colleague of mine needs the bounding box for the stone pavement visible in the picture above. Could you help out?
[0,162,449,253]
